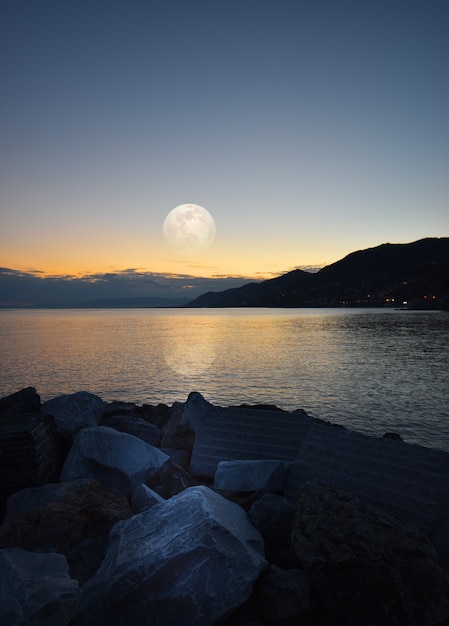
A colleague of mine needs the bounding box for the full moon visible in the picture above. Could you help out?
[163,204,216,256]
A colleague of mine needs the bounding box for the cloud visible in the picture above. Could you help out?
[0,267,259,307]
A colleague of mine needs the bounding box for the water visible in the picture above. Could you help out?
[0,308,448,450]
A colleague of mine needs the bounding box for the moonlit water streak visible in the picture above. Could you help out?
[0,308,448,450]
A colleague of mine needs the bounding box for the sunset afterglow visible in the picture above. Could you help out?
[1,1,447,302]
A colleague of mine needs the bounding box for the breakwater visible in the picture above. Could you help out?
[1,387,449,625]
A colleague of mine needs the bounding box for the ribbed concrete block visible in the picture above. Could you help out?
[189,407,313,480]
[0,415,58,502]
[284,420,449,568]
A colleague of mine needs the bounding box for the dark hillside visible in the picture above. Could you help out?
[186,238,449,308]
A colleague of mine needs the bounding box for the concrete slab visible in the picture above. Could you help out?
[189,407,313,480]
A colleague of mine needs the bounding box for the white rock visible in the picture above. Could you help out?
[74,485,267,625]
[214,459,291,492]
[60,426,169,496]
[0,548,79,626]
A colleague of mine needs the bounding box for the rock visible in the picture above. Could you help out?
[248,493,298,567]
[101,401,137,417]
[138,402,171,430]
[0,548,79,626]
[146,458,199,499]
[214,460,291,492]
[60,426,169,496]
[102,401,171,431]
[232,403,286,412]
[160,401,195,451]
[131,483,165,513]
[383,431,403,441]
[292,482,449,626]
[42,391,106,439]
[0,387,41,418]
[181,391,214,431]
[0,479,132,584]
[255,564,309,621]
[100,413,161,446]
[160,447,190,469]
[74,485,267,626]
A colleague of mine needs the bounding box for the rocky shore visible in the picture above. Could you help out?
[1,387,449,625]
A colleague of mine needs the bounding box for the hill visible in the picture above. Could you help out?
[74,296,190,308]
[186,238,449,308]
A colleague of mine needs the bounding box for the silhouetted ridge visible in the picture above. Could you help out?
[186,238,449,308]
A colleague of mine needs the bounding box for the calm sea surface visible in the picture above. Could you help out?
[0,308,448,450]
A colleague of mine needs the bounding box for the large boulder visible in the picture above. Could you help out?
[248,493,298,567]
[0,548,79,626]
[214,459,291,492]
[100,413,161,447]
[255,564,310,621]
[60,426,169,496]
[42,392,106,439]
[0,479,132,583]
[74,485,267,626]
[160,401,195,451]
[0,387,41,417]
[292,482,449,626]
[180,391,214,431]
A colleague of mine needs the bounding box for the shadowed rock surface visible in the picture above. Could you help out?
[100,413,161,446]
[0,479,132,583]
[292,482,449,626]
[0,548,79,626]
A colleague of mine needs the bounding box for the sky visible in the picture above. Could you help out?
[1,0,448,304]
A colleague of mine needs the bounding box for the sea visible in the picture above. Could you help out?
[0,308,448,451]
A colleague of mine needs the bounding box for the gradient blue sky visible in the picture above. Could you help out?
[1,0,448,300]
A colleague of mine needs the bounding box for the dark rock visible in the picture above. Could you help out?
[160,401,195,452]
[74,485,267,626]
[160,447,190,469]
[138,402,171,429]
[42,391,106,440]
[248,493,299,568]
[0,479,132,584]
[233,403,286,412]
[146,459,199,499]
[102,401,171,431]
[0,548,79,626]
[383,431,403,441]
[181,391,214,431]
[100,413,161,446]
[0,387,41,419]
[101,401,137,417]
[292,482,449,626]
[255,564,310,621]
[130,483,165,513]
[60,425,169,496]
